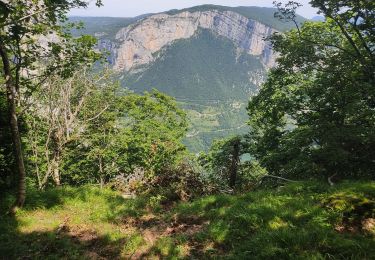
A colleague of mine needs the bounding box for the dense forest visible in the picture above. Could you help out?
[1,0,374,258]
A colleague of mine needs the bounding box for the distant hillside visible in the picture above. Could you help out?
[122,29,262,151]
[122,29,263,100]
[166,5,306,31]
[311,15,325,21]
[69,15,148,39]
[70,5,307,152]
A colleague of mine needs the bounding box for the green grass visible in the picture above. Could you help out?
[1,181,374,259]
[172,181,375,259]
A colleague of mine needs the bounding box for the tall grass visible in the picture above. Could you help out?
[1,181,374,259]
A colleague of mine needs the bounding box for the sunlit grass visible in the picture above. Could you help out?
[1,181,374,259]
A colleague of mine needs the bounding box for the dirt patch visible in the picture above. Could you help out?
[53,212,210,259]
[56,224,124,259]
[128,214,210,258]
[121,213,161,229]
[163,216,209,236]
[362,218,375,234]
[83,251,107,260]
[69,228,100,244]
[335,218,375,235]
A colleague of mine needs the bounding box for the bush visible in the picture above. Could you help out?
[149,160,205,202]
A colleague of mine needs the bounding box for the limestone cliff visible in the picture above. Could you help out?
[113,10,277,71]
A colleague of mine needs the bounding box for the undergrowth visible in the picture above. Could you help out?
[0,181,374,259]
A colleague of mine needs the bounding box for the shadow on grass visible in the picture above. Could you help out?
[1,181,374,259]
[145,181,375,259]
[0,185,148,259]
[0,214,126,259]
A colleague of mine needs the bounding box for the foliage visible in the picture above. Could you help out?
[0,0,103,88]
[0,0,104,208]
[201,136,242,171]
[24,68,116,187]
[0,91,14,191]
[123,29,263,152]
[26,67,188,188]
[69,89,190,190]
[118,90,188,178]
[247,2,375,179]
[1,181,374,258]
[199,135,266,191]
[149,159,206,202]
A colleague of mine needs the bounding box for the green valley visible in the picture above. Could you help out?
[1,1,374,259]
[122,29,264,151]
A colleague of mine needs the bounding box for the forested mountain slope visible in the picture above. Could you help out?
[71,5,306,151]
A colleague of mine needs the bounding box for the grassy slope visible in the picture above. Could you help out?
[1,181,374,259]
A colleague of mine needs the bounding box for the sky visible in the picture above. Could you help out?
[70,0,320,19]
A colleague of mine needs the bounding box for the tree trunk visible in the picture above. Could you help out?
[0,42,26,212]
[52,149,61,186]
[229,139,240,189]
[99,156,104,189]
[31,141,42,189]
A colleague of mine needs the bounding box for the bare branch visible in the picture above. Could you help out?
[261,174,299,182]
[86,105,109,122]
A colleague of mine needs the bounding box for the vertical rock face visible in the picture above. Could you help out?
[97,39,117,65]
[113,10,277,71]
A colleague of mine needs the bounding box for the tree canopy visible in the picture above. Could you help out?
[0,0,102,209]
[247,1,375,180]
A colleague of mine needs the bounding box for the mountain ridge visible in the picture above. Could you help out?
[70,5,305,152]
[113,9,277,72]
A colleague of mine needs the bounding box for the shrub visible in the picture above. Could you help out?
[149,160,205,202]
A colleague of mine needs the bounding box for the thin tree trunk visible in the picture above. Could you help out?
[52,148,61,186]
[29,117,42,189]
[99,156,104,189]
[0,41,26,212]
[261,175,298,182]
[31,138,42,189]
[229,139,240,189]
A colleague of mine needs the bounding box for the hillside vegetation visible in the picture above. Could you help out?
[123,29,263,151]
[71,7,286,152]
[1,181,374,259]
[1,1,374,259]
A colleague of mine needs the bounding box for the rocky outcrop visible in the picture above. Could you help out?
[97,39,117,65]
[113,10,277,71]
